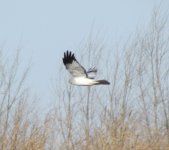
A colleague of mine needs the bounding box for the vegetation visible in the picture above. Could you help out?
[1,8,169,150]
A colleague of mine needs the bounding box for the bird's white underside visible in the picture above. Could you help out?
[69,77,98,86]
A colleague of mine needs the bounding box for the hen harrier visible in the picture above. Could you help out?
[63,51,110,86]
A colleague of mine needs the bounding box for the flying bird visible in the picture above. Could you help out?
[63,51,110,86]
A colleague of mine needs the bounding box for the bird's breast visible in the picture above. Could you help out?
[70,77,96,86]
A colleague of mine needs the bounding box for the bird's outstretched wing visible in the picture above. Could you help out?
[63,51,87,77]
[87,68,97,79]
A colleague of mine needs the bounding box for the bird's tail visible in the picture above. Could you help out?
[95,80,110,85]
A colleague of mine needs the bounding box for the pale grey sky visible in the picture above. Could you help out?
[0,0,167,109]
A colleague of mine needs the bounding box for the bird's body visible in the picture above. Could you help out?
[69,77,98,86]
[63,51,110,86]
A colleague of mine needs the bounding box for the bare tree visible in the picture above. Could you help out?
[52,7,169,150]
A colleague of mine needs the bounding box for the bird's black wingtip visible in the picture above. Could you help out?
[63,50,76,65]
